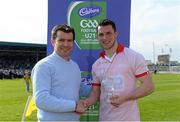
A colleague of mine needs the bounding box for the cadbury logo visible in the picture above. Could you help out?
[78,6,101,18]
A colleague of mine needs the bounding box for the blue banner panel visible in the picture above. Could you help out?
[48,0,131,96]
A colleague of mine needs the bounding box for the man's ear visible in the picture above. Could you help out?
[51,40,55,47]
[115,31,118,38]
[114,31,119,39]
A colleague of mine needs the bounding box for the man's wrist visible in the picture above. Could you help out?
[84,99,90,107]
[75,101,77,112]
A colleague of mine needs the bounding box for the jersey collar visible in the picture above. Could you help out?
[99,44,124,58]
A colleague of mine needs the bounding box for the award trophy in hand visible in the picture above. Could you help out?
[103,75,123,103]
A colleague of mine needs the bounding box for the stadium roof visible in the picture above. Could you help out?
[0,41,46,56]
[0,41,46,48]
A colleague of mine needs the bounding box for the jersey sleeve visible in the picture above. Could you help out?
[134,53,149,78]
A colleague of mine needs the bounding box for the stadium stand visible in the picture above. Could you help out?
[0,42,46,79]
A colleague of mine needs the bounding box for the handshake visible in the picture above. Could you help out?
[75,100,89,114]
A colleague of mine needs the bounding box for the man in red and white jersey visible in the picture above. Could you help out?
[83,19,154,121]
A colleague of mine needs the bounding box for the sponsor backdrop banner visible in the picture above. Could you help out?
[48,0,131,96]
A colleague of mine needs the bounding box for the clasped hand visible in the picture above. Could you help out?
[75,100,88,114]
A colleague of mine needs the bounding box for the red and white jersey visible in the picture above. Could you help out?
[92,44,149,121]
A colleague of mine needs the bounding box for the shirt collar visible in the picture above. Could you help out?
[104,53,116,62]
[53,51,71,62]
[99,44,124,58]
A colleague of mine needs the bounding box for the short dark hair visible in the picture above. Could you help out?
[51,24,75,40]
[97,19,116,32]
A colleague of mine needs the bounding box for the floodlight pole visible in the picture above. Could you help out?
[153,41,156,64]
[165,44,171,71]
[169,48,172,72]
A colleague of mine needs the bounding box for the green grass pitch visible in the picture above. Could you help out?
[0,73,180,121]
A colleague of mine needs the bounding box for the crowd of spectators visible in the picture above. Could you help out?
[0,42,46,80]
[0,57,36,79]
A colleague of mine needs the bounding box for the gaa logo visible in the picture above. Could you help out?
[80,19,98,28]
[68,1,106,49]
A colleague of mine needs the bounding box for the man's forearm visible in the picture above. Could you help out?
[85,90,100,107]
[126,80,154,101]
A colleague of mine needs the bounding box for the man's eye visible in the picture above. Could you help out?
[67,39,73,42]
[98,34,103,37]
[58,39,65,42]
[106,32,112,36]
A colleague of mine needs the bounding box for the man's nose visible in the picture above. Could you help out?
[102,35,107,39]
[63,40,69,46]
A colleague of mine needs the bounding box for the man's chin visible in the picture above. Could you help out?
[103,46,111,50]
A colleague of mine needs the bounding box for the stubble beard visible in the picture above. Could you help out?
[103,40,116,51]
